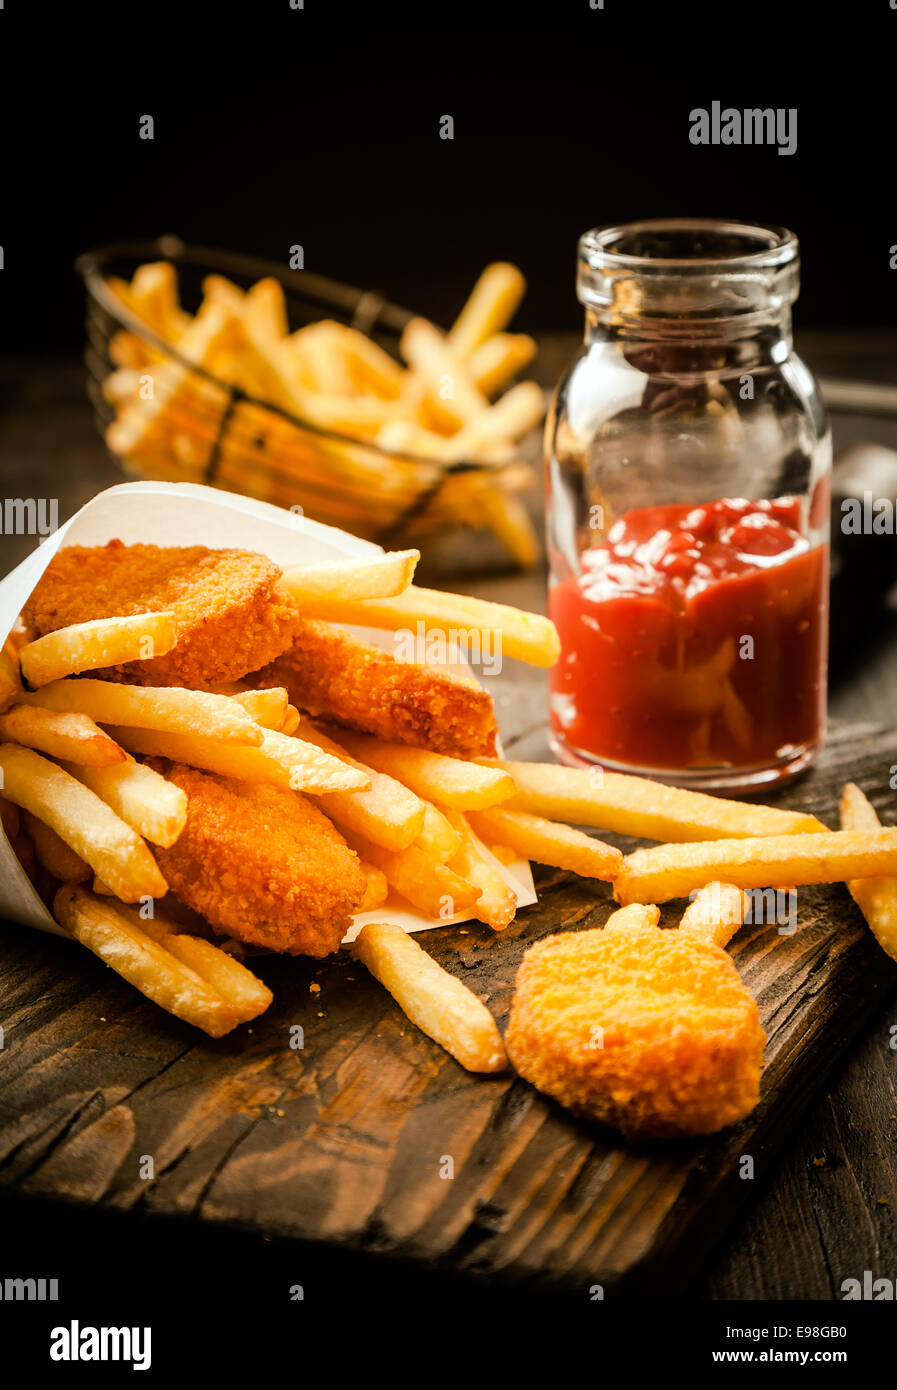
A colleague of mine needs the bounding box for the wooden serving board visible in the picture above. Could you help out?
[1,718,896,1297]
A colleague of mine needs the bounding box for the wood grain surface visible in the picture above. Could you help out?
[1,718,896,1296]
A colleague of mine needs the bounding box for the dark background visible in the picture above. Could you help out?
[0,1,894,354]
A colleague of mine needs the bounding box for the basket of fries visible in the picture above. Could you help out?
[77,238,544,565]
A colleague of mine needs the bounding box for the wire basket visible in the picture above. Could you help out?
[76,237,539,552]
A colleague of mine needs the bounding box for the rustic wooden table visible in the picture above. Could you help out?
[1,331,896,1300]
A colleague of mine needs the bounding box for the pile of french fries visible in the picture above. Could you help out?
[100,260,544,564]
[2,545,897,1087]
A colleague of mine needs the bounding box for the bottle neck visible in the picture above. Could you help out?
[583,307,793,372]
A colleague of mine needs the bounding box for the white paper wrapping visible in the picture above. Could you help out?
[0,482,535,945]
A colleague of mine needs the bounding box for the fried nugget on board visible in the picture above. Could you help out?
[251,618,497,758]
[148,761,366,956]
[505,909,765,1139]
[22,541,299,689]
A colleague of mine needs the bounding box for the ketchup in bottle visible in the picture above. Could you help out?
[549,497,827,779]
[546,220,831,791]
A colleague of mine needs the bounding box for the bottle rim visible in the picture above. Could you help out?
[577,219,800,318]
[579,219,798,271]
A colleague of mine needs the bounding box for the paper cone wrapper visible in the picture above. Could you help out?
[0,482,536,945]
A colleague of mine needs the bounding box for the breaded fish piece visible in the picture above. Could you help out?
[22,541,300,689]
[505,908,765,1139]
[149,761,366,956]
[250,618,498,758]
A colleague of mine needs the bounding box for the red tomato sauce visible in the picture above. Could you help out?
[549,498,827,772]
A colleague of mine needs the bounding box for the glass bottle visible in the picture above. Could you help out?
[546,219,830,792]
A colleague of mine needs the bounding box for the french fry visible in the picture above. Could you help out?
[109,328,150,369]
[337,327,406,398]
[840,782,897,962]
[0,640,22,713]
[445,381,545,457]
[384,386,542,463]
[280,705,301,736]
[297,723,426,850]
[293,584,559,667]
[359,861,390,911]
[21,810,92,883]
[105,724,367,795]
[128,261,190,339]
[159,932,272,1022]
[290,321,358,395]
[342,829,481,919]
[314,776,425,850]
[465,482,540,570]
[0,744,167,902]
[201,272,245,310]
[840,782,885,834]
[331,731,516,809]
[229,317,312,415]
[19,612,178,688]
[20,679,264,745]
[113,900,272,1021]
[304,393,408,436]
[447,262,527,359]
[468,806,622,881]
[102,366,141,404]
[468,333,537,397]
[107,302,238,458]
[353,921,507,1072]
[375,418,473,463]
[106,274,136,313]
[483,759,827,841]
[278,549,420,606]
[227,686,290,729]
[59,755,188,848]
[603,903,661,933]
[415,800,463,862]
[445,811,518,931]
[0,705,127,766]
[679,882,749,948]
[208,682,291,731]
[614,830,897,906]
[53,886,240,1038]
[400,317,491,431]
[244,276,289,340]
